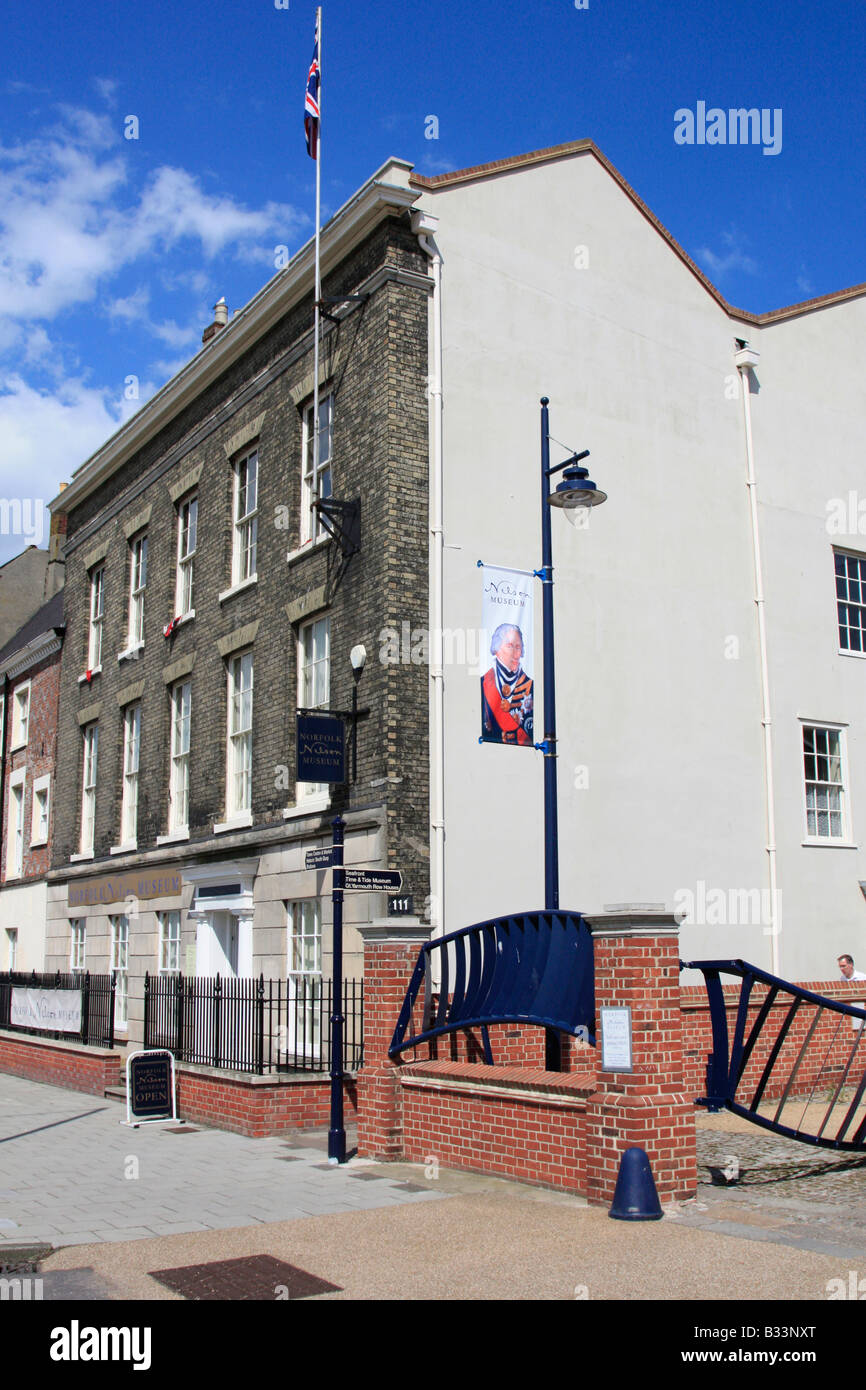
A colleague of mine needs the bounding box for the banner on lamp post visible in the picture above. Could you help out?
[480,564,535,747]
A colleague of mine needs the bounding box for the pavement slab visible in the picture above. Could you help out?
[0,1072,446,1248]
[6,1069,866,1301]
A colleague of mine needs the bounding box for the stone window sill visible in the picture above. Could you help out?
[118,643,145,664]
[283,797,331,820]
[286,536,329,566]
[218,576,257,604]
[157,829,190,846]
[801,839,859,849]
[213,813,254,834]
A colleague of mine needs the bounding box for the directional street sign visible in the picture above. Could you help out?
[305,848,336,870]
[342,868,403,893]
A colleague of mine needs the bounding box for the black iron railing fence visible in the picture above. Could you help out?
[143,973,363,1076]
[0,971,116,1048]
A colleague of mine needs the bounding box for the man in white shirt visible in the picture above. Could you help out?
[838,954,866,981]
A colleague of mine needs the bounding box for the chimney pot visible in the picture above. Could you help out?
[202,297,229,345]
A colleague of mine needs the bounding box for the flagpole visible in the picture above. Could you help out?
[312,5,322,519]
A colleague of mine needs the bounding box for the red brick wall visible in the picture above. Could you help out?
[401,1060,596,1194]
[0,1029,120,1095]
[1,650,61,886]
[681,978,866,1103]
[425,1021,548,1068]
[176,1066,358,1138]
[586,928,696,1204]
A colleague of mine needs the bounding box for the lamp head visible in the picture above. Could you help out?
[549,458,607,517]
[349,643,367,675]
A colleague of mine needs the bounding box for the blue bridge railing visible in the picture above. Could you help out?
[389,910,595,1061]
[684,958,866,1151]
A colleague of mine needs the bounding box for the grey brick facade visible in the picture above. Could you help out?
[45,200,432,1047]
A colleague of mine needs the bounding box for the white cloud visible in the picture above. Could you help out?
[0,372,144,562]
[93,77,119,108]
[417,154,459,176]
[696,227,759,279]
[796,268,814,297]
[106,286,151,323]
[0,102,309,560]
[0,108,306,325]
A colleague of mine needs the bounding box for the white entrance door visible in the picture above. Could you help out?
[211,911,239,978]
[195,911,239,978]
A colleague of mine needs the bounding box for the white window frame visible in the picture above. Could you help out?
[286,900,323,1061]
[175,495,198,619]
[10,680,30,750]
[30,773,50,847]
[110,915,129,1031]
[126,534,148,650]
[801,721,854,845]
[69,920,86,975]
[232,450,258,586]
[5,769,26,879]
[158,910,182,974]
[226,652,253,819]
[87,566,105,671]
[300,394,332,545]
[835,548,866,658]
[80,723,98,856]
[295,616,330,804]
[119,704,141,846]
[6,929,18,973]
[168,680,191,833]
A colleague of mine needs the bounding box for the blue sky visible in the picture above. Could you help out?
[1,0,863,564]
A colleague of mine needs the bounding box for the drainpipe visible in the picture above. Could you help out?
[735,342,780,973]
[411,209,445,940]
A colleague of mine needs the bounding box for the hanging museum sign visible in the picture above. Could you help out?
[480,563,535,747]
[296,712,346,783]
[11,988,83,1035]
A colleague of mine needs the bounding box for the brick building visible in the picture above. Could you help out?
[44,138,866,1057]
[0,589,65,972]
[44,161,431,1048]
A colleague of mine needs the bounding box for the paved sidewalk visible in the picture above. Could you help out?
[0,1073,444,1246]
[4,1071,866,1300]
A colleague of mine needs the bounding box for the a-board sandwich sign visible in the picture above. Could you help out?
[124,1049,181,1127]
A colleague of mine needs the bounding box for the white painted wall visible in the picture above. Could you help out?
[0,880,47,972]
[416,149,865,981]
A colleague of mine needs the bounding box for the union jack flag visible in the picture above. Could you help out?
[304,25,320,160]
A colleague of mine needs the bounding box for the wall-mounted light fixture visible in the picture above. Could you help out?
[312,497,361,557]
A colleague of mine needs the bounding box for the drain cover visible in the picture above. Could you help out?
[148,1254,342,1300]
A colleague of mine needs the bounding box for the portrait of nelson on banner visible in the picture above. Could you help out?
[481,623,534,746]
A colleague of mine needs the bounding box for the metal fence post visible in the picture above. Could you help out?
[255,975,265,1075]
[108,973,116,1048]
[213,974,222,1068]
[81,971,91,1046]
[176,973,185,1063]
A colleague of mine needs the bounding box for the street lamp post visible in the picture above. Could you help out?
[537,397,607,912]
